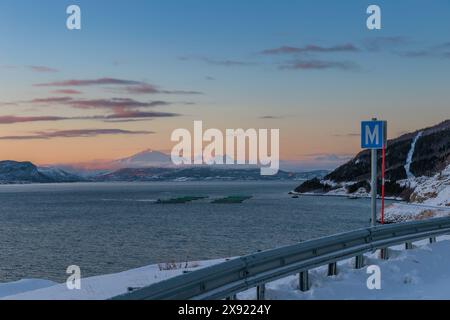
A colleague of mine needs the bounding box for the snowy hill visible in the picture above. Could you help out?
[0,161,50,184]
[0,161,84,184]
[294,120,450,202]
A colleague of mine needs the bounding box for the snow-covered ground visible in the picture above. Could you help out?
[2,237,450,300]
[0,260,226,300]
[385,165,450,223]
[0,279,57,298]
[239,237,450,300]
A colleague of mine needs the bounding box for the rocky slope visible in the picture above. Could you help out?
[295,120,450,201]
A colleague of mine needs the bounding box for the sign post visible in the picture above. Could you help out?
[370,143,377,226]
[361,118,387,227]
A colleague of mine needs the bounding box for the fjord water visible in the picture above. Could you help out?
[0,181,380,283]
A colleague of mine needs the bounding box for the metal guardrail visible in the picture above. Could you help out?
[112,217,450,300]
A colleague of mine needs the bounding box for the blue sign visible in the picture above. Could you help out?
[361,120,387,149]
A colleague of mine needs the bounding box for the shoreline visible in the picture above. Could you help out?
[289,191,404,201]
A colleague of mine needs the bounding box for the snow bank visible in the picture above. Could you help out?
[0,279,57,298]
[1,259,228,300]
[384,203,450,223]
[237,237,450,300]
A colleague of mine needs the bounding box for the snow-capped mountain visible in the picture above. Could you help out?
[96,149,328,181]
[295,120,450,201]
[113,149,174,168]
[112,149,251,169]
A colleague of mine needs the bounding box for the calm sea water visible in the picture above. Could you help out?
[0,181,385,283]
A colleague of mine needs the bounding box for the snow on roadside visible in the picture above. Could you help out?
[0,279,57,298]
[238,237,450,300]
[1,259,228,300]
[384,203,450,223]
[3,238,450,300]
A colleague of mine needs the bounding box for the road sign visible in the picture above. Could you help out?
[361,119,388,227]
[361,120,387,149]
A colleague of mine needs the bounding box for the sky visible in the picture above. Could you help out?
[0,0,449,170]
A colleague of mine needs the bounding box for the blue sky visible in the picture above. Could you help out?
[0,0,449,169]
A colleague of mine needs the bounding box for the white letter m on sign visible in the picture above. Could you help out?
[365,125,379,146]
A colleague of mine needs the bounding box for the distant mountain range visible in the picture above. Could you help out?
[95,167,328,182]
[5,119,448,187]
[0,152,329,184]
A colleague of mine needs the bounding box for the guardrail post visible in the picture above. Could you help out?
[299,271,310,292]
[256,284,265,300]
[430,237,436,244]
[405,242,413,250]
[354,255,364,269]
[380,248,389,260]
[328,262,338,276]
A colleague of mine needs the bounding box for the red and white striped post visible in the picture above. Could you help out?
[381,146,386,225]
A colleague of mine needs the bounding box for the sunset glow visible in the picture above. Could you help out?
[1,0,449,170]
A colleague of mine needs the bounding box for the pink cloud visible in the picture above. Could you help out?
[280,60,359,71]
[68,98,170,110]
[0,115,68,124]
[0,129,154,140]
[261,44,359,55]
[30,97,74,104]
[34,78,202,95]
[52,89,82,95]
[28,65,59,73]
[35,78,142,87]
